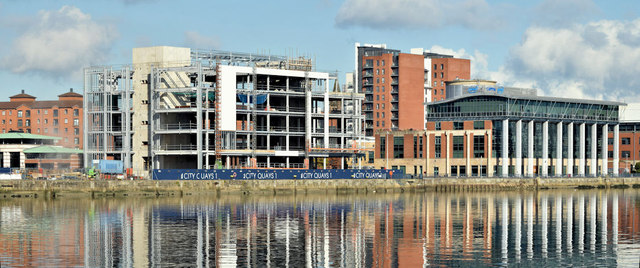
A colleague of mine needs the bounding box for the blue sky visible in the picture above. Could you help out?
[1,0,639,103]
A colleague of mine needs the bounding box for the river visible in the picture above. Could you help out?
[0,189,639,267]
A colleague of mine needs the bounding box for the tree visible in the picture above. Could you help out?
[635,162,640,173]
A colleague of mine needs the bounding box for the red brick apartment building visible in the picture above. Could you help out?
[0,89,83,149]
[356,44,470,136]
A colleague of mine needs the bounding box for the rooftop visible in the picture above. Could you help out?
[23,145,82,154]
[0,133,61,140]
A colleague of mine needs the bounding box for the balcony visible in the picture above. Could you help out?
[156,122,197,131]
[363,70,374,77]
[391,78,398,85]
[391,70,399,76]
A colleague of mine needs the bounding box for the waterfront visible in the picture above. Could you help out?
[0,190,639,267]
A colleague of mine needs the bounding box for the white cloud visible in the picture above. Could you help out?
[335,0,504,30]
[183,31,220,49]
[0,6,117,79]
[428,45,490,78]
[503,19,640,102]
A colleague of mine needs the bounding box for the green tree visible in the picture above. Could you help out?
[635,162,640,173]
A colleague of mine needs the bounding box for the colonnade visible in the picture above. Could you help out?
[500,119,619,177]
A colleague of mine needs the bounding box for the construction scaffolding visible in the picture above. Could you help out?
[84,47,366,176]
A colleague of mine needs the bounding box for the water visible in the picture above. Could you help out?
[1,190,640,267]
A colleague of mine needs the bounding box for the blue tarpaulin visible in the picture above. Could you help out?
[237,94,267,104]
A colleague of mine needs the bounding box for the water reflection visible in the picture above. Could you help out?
[1,190,640,267]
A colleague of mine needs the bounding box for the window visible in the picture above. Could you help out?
[474,135,485,158]
[25,110,30,117]
[53,128,58,134]
[53,110,58,117]
[53,119,58,126]
[44,128,48,133]
[376,95,379,101]
[622,138,631,145]
[17,111,22,118]
[64,118,68,124]
[382,95,385,100]
[74,138,79,145]
[454,122,464,130]
[434,90,437,95]
[376,104,379,109]
[419,136,423,158]
[366,151,373,164]
[440,64,444,70]
[376,69,379,75]
[1,120,3,124]
[44,119,48,124]
[380,137,386,158]
[9,120,11,125]
[74,128,79,135]
[64,109,68,115]
[376,112,379,118]
[73,109,79,116]
[608,151,613,158]
[382,112,385,118]
[433,81,437,86]
[376,86,379,92]
[435,136,441,158]
[1,111,3,115]
[376,60,380,66]
[64,128,68,133]
[441,81,444,86]
[382,69,385,75]
[393,136,404,158]
[435,122,441,130]
[25,119,30,127]
[382,121,385,127]
[382,104,385,109]
[608,139,614,145]
[434,64,437,70]
[376,121,379,127]
[382,86,385,92]
[440,89,443,95]
[453,136,464,158]
[473,121,485,129]
[37,110,40,114]
[37,129,40,133]
[17,119,22,127]
[434,73,437,78]
[382,78,385,84]
[440,72,444,78]
[622,151,631,158]
[44,110,48,115]
[382,60,385,66]
[37,119,40,124]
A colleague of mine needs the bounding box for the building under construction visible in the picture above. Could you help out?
[84,46,366,177]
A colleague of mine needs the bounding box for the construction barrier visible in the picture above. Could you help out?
[152,169,402,180]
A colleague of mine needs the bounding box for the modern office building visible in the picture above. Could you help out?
[84,46,366,177]
[0,132,82,171]
[375,80,625,177]
[0,89,83,149]
[355,44,470,136]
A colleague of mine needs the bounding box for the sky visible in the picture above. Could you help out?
[0,0,640,103]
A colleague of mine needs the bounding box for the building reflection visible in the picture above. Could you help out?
[0,190,639,267]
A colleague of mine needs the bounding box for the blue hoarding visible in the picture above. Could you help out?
[152,169,402,180]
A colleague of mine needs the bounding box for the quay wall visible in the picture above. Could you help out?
[1,177,639,199]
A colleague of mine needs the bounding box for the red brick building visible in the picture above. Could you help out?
[430,57,471,102]
[0,89,83,149]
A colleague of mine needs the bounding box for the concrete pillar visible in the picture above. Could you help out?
[556,122,563,176]
[613,124,619,176]
[487,131,493,177]
[528,120,534,177]
[502,119,509,177]
[579,123,586,176]
[567,123,574,177]
[267,156,270,168]
[286,157,290,168]
[590,124,597,176]
[426,133,430,176]
[516,120,522,177]
[466,131,471,176]
[323,158,327,170]
[226,156,230,169]
[602,124,608,176]
[341,157,344,169]
[2,152,8,168]
[542,121,549,177]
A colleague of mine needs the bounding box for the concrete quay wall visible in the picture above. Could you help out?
[0,177,639,199]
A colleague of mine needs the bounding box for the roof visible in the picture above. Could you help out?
[430,93,626,107]
[58,91,83,98]
[0,133,61,140]
[23,146,82,154]
[9,93,36,99]
[0,99,82,109]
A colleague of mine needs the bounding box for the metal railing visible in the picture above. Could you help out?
[154,144,198,151]
[156,122,197,131]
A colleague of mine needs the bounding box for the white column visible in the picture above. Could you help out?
[528,120,534,177]
[502,119,509,177]
[567,123,574,176]
[556,122,563,176]
[613,124,619,176]
[590,124,597,176]
[466,131,471,176]
[516,120,522,177]
[602,124,608,176]
[579,123,586,176]
[542,121,549,177]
